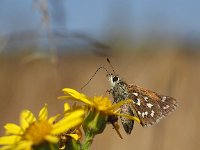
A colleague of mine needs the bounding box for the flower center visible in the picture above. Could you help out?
[24,120,52,145]
[93,96,112,111]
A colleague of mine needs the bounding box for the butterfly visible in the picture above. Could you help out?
[82,59,178,134]
[107,59,178,134]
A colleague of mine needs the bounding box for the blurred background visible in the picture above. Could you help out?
[0,0,200,150]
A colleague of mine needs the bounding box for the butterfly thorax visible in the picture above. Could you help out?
[108,74,129,103]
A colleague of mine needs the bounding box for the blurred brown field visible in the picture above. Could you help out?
[0,51,199,150]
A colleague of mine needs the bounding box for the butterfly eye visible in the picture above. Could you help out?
[113,76,119,82]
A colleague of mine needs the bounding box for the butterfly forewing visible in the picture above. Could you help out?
[127,85,178,127]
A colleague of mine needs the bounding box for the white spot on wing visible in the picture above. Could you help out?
[133,92,138,96]
[162,96,167,102]
[138,111,141,115]
[156,118,160,123]
[150,110,155,117]
[163,105,170,109]
[142,111,148,118]
[147,103,153,108]
[144,96,148,101]
[136,98,141,106]
[142,112,145,118]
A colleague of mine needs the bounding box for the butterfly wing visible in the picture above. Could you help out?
[127,85,178,127]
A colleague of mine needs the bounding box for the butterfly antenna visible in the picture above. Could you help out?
[107,58,116,74]
[81,66,109,90]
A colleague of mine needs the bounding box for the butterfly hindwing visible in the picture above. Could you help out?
[127,85,177,127]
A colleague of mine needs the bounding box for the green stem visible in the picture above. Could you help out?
[82,131,95,150]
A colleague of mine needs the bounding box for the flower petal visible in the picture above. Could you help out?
[0,135,21,145]
[51,109,84,134]
[15,140,32,150]
[52,118,83,135]
[38,104,48,121]
[4,123,23,135]
[45,135,59,143]
[64,102,71,112]
[67,134,80,141]
[0,145,13,150]
[20,110,36,130]
[62,88,93,105]
[48,114,60,124]
[114,112,141,123]
[108,99,132,111]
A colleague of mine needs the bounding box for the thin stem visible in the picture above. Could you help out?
[82,131,95,150]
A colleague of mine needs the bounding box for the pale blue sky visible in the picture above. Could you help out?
[0,0,200,38]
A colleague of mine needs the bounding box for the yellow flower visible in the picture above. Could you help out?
[58,88,140,125]
[0,104,84,150]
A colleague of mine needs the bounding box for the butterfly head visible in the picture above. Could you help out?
[108,73,120,87]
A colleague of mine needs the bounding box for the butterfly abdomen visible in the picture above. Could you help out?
[120,104,134,134]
